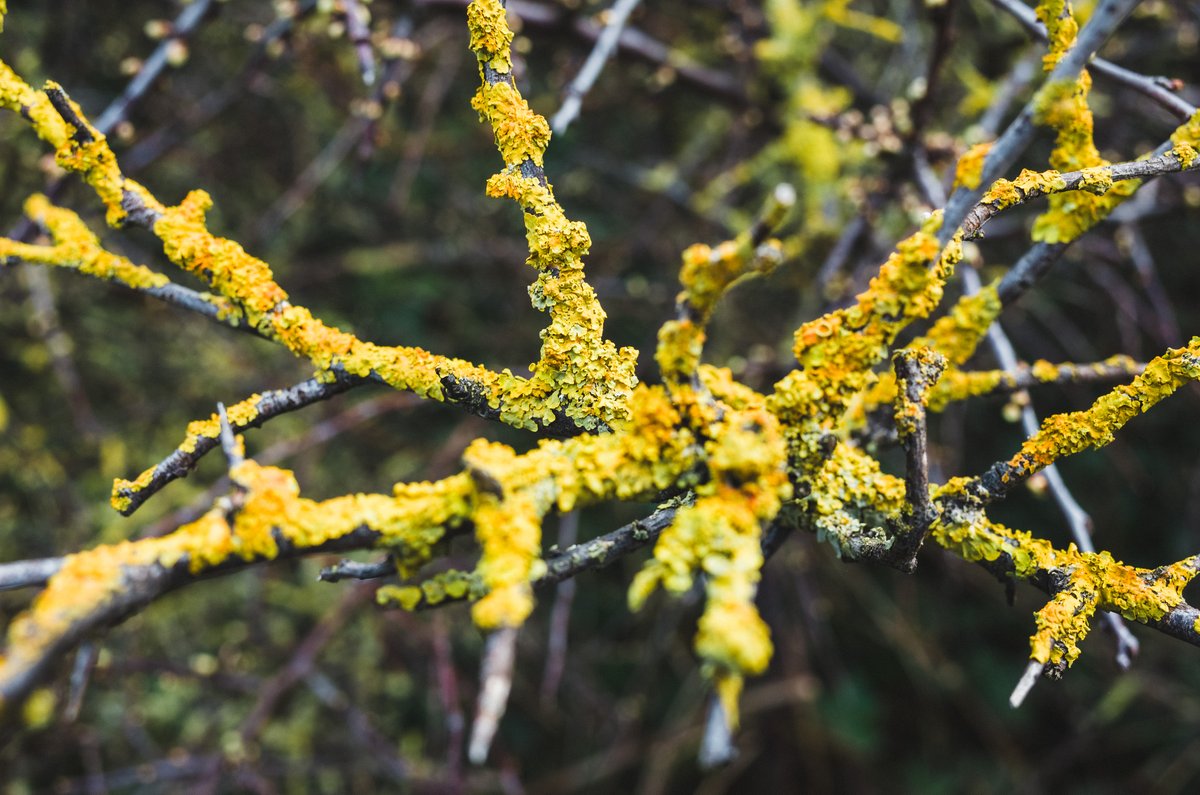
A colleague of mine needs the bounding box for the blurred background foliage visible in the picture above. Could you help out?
[2,0,1200,791]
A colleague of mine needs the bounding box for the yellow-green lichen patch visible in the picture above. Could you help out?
[4,462,476,701]
[854,280,1002,418]
[1009,338,1200,476]
[0,196,170,290]
[0,63,69,149]
[1035,0,1078,70]
[931,480,1200,674]
[1030,68,1141,244]
[953,142,992,190]
[1170,109,1200,168]
[466,0,514,73]
[772,214,962,435]
[628,401,789,718]
[1030,578,1096,667]
[154,191,289,320]
[981,169,1068,210]
[471,82,551,167]
[466,0,640,433]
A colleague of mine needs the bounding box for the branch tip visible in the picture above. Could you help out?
[1009,659,1044,708]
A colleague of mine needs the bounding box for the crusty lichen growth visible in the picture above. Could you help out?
[1031,73,1138,244]
[628,400,791,721]
[1170,109,1200,169]
[1035,0,1078,70]
[657,186,792,392]
[110,396,264,513]
[998,338,1200,480]
[932,477,1200,670]
[953,142,993,191]
[0,462,476,706]
[853,280,1001,420]
[772,213,962,444]
[467,0,638,432]
[0,195,170,290]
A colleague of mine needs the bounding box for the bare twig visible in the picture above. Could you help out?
[431,613,466,788]
[342,0,377,86]
[550,0,645,136]
[0,557,65,591]
[469,626,518,765]
[540,511,578,703]
[1009,658,1044,707]
[697,694,736,770]
[216,403,244,470]
[94,0,217,134]
[317,557,396,583]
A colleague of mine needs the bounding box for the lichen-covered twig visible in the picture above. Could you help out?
[960,149,1200,241]
[112,371,366,515]
[891,348,946,571]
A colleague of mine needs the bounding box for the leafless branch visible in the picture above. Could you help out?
[550,0,645,135]
[114,372,367,516]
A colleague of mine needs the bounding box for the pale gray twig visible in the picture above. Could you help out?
[550,0,645,135]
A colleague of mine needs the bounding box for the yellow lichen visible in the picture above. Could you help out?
[1035,0,1078,70]
[953,142,992,191]
[0,196,170,290]
[3,463,476,696]
[1009,338,1200,477]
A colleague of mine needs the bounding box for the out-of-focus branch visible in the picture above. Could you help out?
[940,0,1143,243]
[987,0,1197,122]
[550,0,645,135]
[0,558,64,592]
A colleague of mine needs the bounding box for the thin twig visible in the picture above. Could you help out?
[0,557,65,591]
[697,695,736,770]
[318,557,396,583]
[431,613,466,789]
[93,0,217,134]
[1009,659,1044,707]
[469,626,518,765]
[114,372,366,516]
[540,511,579,703]
[550,0,645,135]
[342,0,377,86]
